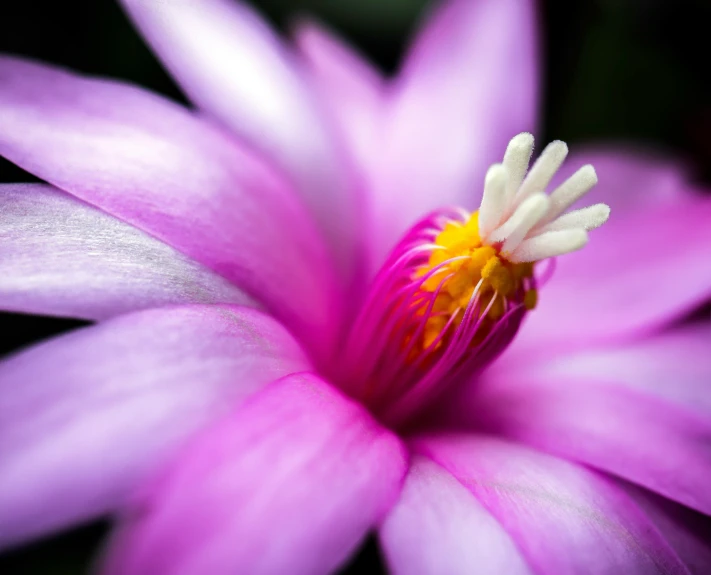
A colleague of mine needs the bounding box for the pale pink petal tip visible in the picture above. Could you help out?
[119,0,363,278]
[0,183,256,320]
[0,305,309,550]
[0,54,343,357]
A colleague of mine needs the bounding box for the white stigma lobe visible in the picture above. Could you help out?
[478,133,609,263]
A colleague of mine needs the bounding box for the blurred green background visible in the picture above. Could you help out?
[0,0,709,573]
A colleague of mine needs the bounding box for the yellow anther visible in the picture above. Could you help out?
[487,295,505,320]
[455,285,476,309]
[432,293,454,313]
[462,215,481,240]
[481,256,514,296]
[469,246,496,272]
[421,269,451,292]
[423,316,448,349]
[480,255,501,278]
[435,222,468,251]
[524,289,538,310]
[512,262,534,282]
[412,210,536,356]
[445,269,475,299]
[428,249,451,268]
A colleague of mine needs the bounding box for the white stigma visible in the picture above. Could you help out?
[478,133,609,263]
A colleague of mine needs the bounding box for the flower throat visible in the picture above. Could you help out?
[415,211,537,353]
[340,133,610,428]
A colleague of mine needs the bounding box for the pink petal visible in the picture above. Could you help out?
[0,183,256,320]
[416,434,689,575]
[444,377,711,515]
[619,482,711,575]
[0,305,308,550]
[369,0,539,264]
[0,56,341,356]
[495,324,711,419]
[380,455,532,575]
[293,19,385,178]
[550,148,694,214]
[101,373,407,575]
[119,0,363,278]
[514,194,711,350]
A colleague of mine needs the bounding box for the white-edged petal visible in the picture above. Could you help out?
[509,229,588,263]
[478,164,508,240]
[537,203,611,234]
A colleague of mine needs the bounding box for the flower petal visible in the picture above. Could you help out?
[380,455,532,575]
[619,481,711,575]
[0,56,341,355]
[119,0,363,277]
[444,376,711,515]
[293,19,385,177]
[550,148,694,214]
[0,305,309,550]
[100,373,407,575]
[370,0,539,263]
[416,434,689,575]
[0,183,256,320]
[515,194,711,350]
[496,324,711,419]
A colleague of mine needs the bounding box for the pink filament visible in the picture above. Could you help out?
[340,208,534,428]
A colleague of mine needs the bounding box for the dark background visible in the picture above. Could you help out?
[0,0,710,572]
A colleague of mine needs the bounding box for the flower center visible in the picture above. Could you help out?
[339,133,610,428]
[415,211,537,355]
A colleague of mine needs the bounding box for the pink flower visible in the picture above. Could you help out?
[1,0,710,573]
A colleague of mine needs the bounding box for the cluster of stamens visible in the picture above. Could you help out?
[415,213,536,354]
[342,133,610,426]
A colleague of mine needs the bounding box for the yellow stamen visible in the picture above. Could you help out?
[481,256,514,296]
[524,289,538,310]
[423,316,448,350]
[414,210,535,352]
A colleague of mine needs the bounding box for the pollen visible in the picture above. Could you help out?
[416,211,535,353]
[524,288,538,310]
